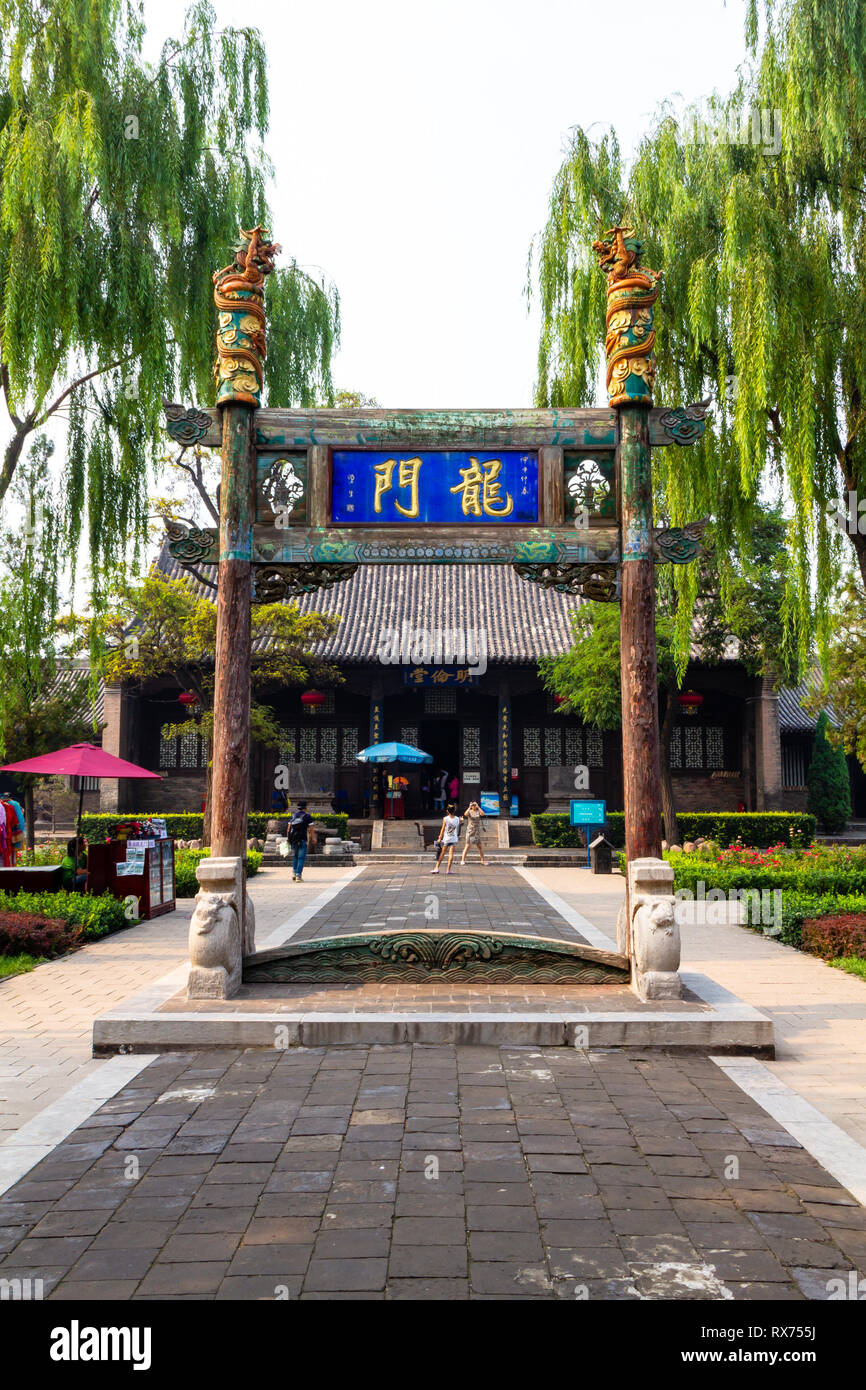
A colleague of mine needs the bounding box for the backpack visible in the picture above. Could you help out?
[288,812,308,845]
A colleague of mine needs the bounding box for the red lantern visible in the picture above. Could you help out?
[301,690,326,708]
[178,691,199,706]
[554,694,567,707]
[677,691,704,717]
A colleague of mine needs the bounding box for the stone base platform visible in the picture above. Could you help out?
[93,972,773,1055]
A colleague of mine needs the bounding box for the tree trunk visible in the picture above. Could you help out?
[659,676,680,847]
[0,420,32,504]
[24,782,35,860]
[202,744,213,848]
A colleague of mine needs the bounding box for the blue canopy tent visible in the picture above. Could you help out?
[356,741,433,765]
[356,742,433,819]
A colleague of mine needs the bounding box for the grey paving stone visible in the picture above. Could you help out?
[388,1245,467,1278]
[303,1257,388,1292]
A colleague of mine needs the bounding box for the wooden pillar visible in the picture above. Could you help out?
[498,682,511,808]
[210,226,281,858]
[210,407,254,858]
[370,680,384,818]
[618,404,663,862]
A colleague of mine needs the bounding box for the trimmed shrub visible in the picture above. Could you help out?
[0,889,131,939]
[81,812,349,842]
[801,913,866,961]
[671,861,866,897]
[533,811,815,850]
[806,712,851,833]
[0,912,81,958]
[175,849,262,899]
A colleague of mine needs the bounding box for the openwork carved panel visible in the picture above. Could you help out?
[319,726,338,764]
[341,727,359,765]
[705,726,724,769]
[684,725,703,769]
[669,726,683,769]
[424,689,456,715]
[544,727,563,766]
[400,726,419,749]
[565,729,584,766]
[462,726,481,766]
[523,727,542,766]
[299,728,317,764]
[585,729,604,767]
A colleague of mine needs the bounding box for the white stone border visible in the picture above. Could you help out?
[0,1055,156,1197]
[713,1056,866,1207]
[514,866,620,951]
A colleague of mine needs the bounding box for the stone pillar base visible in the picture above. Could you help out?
[187,855,253,1001]
[628,857,682,1001]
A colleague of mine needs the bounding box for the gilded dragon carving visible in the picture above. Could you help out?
[213,225,281,408]
[593,226,662,408]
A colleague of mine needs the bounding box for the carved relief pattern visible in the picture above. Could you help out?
[213,225,281,408]
[462,726,481,766]
[544,727,563,766]
[706,726,724,769]
[593,225,662,407]
[565,729,584,766]
[585,729,604,767]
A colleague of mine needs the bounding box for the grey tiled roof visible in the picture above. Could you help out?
[777,673,837,732]
[159,545,582,665]
[48,662,105,725]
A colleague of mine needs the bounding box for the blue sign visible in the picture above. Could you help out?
[480,792,501,816]
[331,450,538,525]
[569,799,606,826]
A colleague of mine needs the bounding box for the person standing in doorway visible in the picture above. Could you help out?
[431,803,460,875]
[461,800,487,866]
[448,772,459,803]
[288,800,313,882]
[434,769,448,812]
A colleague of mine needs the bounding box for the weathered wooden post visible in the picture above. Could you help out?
[210,227,281,858]
[594,227,664,867]
[185,227,280,1000]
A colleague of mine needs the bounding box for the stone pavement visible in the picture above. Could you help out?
[0,866,354,1144]
[529,868,866,1151]
[0,1044,863,1300]
[291,863,593,944]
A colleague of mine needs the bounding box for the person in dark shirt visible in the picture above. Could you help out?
[60,838,87,891]
[288,801,313,882]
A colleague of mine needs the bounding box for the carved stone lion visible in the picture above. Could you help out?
[188,891,242,999]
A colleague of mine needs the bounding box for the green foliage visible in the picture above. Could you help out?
[539,604,675,726]
[670,860,866,898]
[529,0,866,668]
[775,893,866,949]
[805,580,866,771]
[0,888,132,938]
[829,957,866,980]
[806,711,852,831]
[174,848,261,897]
[81,812,349,840]
[535,811,815,850]
[0,954,43,978]
[0,0,339,614]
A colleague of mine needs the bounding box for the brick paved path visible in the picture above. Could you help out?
[290,864,590,944]
[0,1045,863,1300]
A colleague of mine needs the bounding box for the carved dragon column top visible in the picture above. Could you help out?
[592,225,662,409]
[213,225,281,409]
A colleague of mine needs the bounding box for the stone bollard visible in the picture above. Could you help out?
[187,855,255,1000]
[628,857,682,1001]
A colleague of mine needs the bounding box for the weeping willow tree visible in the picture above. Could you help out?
[530,0,866,674]
[0,0,339,603]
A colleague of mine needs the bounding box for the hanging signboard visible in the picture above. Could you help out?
[330,451,538,526]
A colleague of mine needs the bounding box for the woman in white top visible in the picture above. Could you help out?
[431,803,461,875]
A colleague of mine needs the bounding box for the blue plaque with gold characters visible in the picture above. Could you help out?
[331,450,538,525]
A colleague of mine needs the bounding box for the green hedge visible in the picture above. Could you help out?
[175,849,262,899]
[0,889,132,939]
[534,811,816,850]
[81,812,349,841]
[671,861,866,897]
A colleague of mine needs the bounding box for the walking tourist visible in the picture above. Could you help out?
[434,769,448,811]
[431,803,461,875]
[461,800,487,865]
[288,800,313,882]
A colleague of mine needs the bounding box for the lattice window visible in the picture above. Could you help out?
[565,729,583,767]
[523,727,542,766]
[400,726,419,749]
[705,726,724,770]
[319,726,338,764]
[299,727,317,763]
[424,688,456,714]
[544,726,563,765]
[278,726,295,765]
[684,726,703,769]
[303,690,334,715]
[179,730,200,768]
[585,728,603,767]
[669,726,683,769]
[462,726,481,766]
[782,742,808,788]
[159,729,175,769]
[341,727,359,765]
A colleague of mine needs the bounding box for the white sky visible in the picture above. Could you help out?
[144,0,750,408]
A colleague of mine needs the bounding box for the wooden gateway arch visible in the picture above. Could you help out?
[166,226,709,1000]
